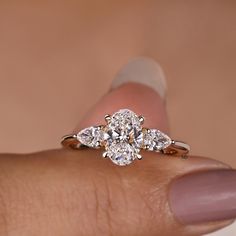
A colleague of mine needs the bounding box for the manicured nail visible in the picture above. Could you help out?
[169,169,236,224]
[111,57,167,99]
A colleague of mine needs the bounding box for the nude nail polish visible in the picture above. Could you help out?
[169,169,236,224]
[111,57,167,99]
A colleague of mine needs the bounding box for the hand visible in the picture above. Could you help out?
[0,58,235,236]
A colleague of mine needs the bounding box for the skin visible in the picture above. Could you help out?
[0,2,235,235]
[0,83,234,236]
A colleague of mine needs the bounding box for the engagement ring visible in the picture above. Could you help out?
[61,109,190,166]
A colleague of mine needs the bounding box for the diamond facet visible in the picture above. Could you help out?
[143,129,172,151]
[77,126,106,148]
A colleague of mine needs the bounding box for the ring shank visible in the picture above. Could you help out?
[61,134,83,149]
[161,140,190,158]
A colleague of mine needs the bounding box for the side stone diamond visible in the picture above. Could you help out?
[143,129,172,151]
[77,126,107,148]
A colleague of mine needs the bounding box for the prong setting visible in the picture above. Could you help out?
[137,154,142,160]
[97,125,103,130]
[103,151,108,158]
[104,114,111,123]
[139,115,145,125]
[95,141,101,148]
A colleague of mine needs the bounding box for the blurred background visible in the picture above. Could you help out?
[0,1,235,235]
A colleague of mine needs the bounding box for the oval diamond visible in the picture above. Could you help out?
[103,109,143,165]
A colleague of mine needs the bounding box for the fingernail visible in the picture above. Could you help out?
[169,169,236,224]
[111,57,167,99]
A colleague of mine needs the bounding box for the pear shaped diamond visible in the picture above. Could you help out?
[77,126,107,148]
[144,129,172,151]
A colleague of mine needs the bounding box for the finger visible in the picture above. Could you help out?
[75,57,169,133]
[1,150,234,236]
[73,57,235,235]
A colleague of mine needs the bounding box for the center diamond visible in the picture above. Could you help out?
[104,109,143,165]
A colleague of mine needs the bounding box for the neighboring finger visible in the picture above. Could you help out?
[75,57,169,133]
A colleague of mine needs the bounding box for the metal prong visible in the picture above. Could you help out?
[139,115,145,125]
[102,151,108,158]
[95,141,101,148]
[137,154,142,160]
[97,125,103,130]
[146,129,151,134]
[104,114,111,123]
